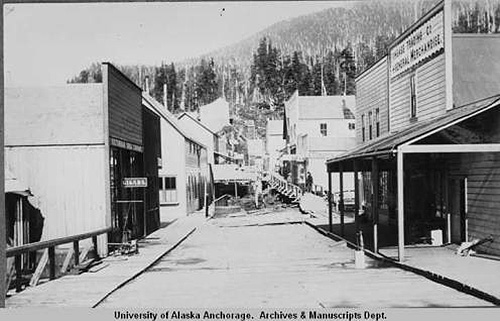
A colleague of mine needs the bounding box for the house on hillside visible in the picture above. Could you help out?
[142,94,212,221]
[5,63,161,257]
[326,0,500,260]
[264,119,286,173]
[283,90,356,192]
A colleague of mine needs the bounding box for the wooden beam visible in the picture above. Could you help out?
[339,162,345,237]
[328,171,333,232]
[48,246,56,280]
[400,144,500,154]
[353,160,360,239]
[61,248,74,274]
[397,150,405,262]
[30,249,48,287]
[372,157,379,253]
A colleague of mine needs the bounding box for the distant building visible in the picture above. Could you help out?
[143,94,212,221]
[199,97,231,134]
[326,1,500,260]
[283,91,356,192]
[5,63,161,256]
[264,120,286,173]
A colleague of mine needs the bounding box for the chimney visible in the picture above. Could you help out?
[144,75,150,93]
[163,83,168,110]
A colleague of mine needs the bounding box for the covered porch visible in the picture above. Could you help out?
[326,97,500,261]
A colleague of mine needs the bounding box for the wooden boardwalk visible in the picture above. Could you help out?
[99,212,492,308]
[5,213,205,308]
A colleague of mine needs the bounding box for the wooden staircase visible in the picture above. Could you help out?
[266,172,303,204]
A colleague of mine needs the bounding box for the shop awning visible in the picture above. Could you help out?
[326,95,500,171]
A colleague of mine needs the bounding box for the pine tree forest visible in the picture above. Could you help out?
[68,0,500,139]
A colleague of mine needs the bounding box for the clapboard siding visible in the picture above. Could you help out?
[390,54,446,132]
[106,65,143,146]
[447,152,500,256]
[5,146,108,256]
[355,58,388,144]
[5,86,104,146]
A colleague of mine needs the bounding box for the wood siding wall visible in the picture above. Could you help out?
[356,58,389,144]
[142,107,161,234]
[390,54,447,132]
[106,64,143,146]
[448,152,500,256]
[5,146,108,256]
[5,86,104,146]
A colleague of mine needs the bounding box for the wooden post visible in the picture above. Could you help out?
[234,182,238,198]
[397,151,405,262]
[92,236,99,258]
[0,27,5,304]
[372,157,379,253]
[73,240,80,266]
[328,170,333,232]
[339,162,345,237]
[15,255,22,293]
[48,246,56,280]
[354,160,360,236]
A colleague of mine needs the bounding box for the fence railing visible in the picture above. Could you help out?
[267,172,303,199]
[6,226,112,293]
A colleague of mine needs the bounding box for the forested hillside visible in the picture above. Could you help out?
[68,0,500,138]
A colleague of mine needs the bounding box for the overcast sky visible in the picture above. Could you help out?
[4,1,355,86]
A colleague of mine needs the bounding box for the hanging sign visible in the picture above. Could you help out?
[122,177,148,188]
[390,10,444,80]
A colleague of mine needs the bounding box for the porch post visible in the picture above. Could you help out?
[372,157,379,253]
[397,150,405,261]
[328,169,333,232]
[339,162,345,237]
[353,159,360,238]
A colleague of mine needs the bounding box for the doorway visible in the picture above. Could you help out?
[448,178,467,243]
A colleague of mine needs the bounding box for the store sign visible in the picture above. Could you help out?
[390,10,444,79]
[122,177,148,188]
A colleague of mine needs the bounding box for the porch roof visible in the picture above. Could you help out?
[326,95,500,169]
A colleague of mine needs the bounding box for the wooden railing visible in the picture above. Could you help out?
[267,172,303,199]
[6,227,112,293]
[214,194,232,207]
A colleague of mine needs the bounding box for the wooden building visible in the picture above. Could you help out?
[5,63,161,255]
[283,90,356,192]
[142,94,212,221]
[326,0,500,260]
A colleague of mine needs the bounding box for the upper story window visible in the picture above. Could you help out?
[368,111,373,140]
[320,123,327,137]
[375,108,380,138]
[348,123,355,130]
[361,114,365,142]
[410,74,417,119]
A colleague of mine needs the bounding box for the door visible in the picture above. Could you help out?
[448,178,467,243]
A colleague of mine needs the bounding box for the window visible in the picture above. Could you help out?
[361,114,365,142]
[348,123,355,130]
[368,111,373,140]
[410,74,417,118]
[375,108,380,137]
[320,123,327,137]
[159,176,178,203]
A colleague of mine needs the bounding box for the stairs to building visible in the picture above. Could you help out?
[266,172,303,204]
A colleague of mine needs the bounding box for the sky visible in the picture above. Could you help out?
[4,1,355,86]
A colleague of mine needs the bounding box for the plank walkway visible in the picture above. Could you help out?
[99,212,492,308]
[5,213,206,308]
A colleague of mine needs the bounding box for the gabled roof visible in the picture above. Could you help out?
[142,93,206,148]
[178,112,217,136]
[326,95,500,164]
[292,95,356,120]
